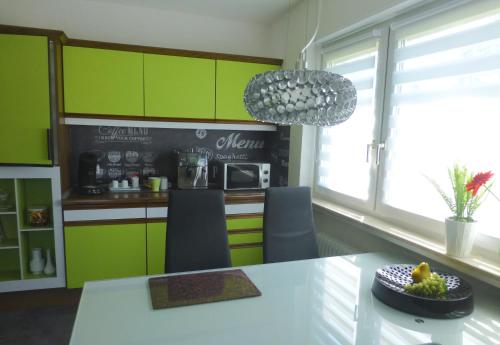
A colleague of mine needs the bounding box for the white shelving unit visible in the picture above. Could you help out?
[0,167,65,292]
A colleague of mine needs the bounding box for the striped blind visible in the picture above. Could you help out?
[381,1,500,235]
[317,36,380,201]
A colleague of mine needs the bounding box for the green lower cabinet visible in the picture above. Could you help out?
[64,216,263,286]
[228,231,262,245]
[146,222,167,275]
[64,223,147,288]
[227,216,263,267]
[230,246,263,267]
[226,216,263,231]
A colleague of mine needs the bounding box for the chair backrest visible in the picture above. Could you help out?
[263,187,319,263]
[166,189,231,273]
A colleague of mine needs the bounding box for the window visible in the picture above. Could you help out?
[315,0,500,239]
[316,31,386,211]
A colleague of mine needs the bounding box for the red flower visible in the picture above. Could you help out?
[466,171,494,196]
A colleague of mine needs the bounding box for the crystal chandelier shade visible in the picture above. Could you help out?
[243,0,357,127]
[244,69,356,126]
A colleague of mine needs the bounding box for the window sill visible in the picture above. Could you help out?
[313,197,500,289]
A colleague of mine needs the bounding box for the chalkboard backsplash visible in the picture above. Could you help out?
[69,126,290,188]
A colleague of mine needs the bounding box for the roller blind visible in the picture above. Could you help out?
[381,1,500,235]
[317,35,381,202]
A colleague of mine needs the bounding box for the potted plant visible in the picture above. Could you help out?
[428,166,495,257]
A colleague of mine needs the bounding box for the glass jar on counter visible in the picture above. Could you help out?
[26,206,49,227]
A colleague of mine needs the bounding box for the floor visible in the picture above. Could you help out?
[0,288,81,345]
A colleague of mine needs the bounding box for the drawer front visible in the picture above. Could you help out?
[64,223,146,288]
[226,217,263,231]
[228,231,262,245]
[230,246,263,267]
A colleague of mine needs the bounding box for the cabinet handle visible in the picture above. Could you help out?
[47,128,53,162]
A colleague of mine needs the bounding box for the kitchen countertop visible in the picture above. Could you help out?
[62,190,265,210]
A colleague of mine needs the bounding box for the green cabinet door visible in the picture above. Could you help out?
[226,216,263,231]
[216,60,279,121]
[0,34,51,165]
[144,54,215,119]
[63,46,144,116]
[228,231,262,245]
[230,246,263,267]
[65,223,146,288]
[146,222,167,275]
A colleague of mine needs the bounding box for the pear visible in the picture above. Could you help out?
[411,262,431,283]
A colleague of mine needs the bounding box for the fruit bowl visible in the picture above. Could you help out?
[371,264,473,319]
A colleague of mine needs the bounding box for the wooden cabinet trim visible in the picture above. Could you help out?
[228,228,262,234]
[226,213,263,220]
[64,218,146,226]
[63,193,264,210]
[146,218,167,223]
[65,38,282,65]
[229,242,263,249]
[0,24,66,42]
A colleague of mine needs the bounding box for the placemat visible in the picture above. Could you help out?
[149,269,261,310]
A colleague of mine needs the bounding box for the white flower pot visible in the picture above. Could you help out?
[445,217,476,258]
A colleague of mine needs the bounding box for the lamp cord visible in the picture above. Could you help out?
[284,0,291,66]
[298,0,322,68]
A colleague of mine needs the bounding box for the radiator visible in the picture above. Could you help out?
[316,232,359,257]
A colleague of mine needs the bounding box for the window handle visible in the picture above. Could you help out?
[376,143,385,166]
[366,141,376,163]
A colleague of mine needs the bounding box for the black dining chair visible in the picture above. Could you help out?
[165,189,231,273]
[263,186,319,263]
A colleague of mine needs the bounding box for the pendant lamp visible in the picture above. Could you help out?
[243,0,357,126]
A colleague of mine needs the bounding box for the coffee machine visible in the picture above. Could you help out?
[177,151,208,189]
[78,152,105,195]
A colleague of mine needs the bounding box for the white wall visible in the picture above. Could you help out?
[0,0,286,58]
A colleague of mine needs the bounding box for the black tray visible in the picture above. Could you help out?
[371,264,473,319]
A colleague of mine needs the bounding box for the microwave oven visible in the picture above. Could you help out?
[217,162,271,190]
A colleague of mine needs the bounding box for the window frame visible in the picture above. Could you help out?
[313,27,390,214]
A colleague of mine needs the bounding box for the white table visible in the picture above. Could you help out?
[70,253,500,345]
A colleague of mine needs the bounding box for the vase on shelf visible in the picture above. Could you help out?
[445,217,476,258]
[43,249,55,275]
[30,248,45,275]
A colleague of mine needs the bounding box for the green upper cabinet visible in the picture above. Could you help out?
[63,46,144,116]
[0,34,51,165]
[216,60,280,121]
[144,54,215,119]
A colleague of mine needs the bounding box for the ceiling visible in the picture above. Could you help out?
[84,0,302,24]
